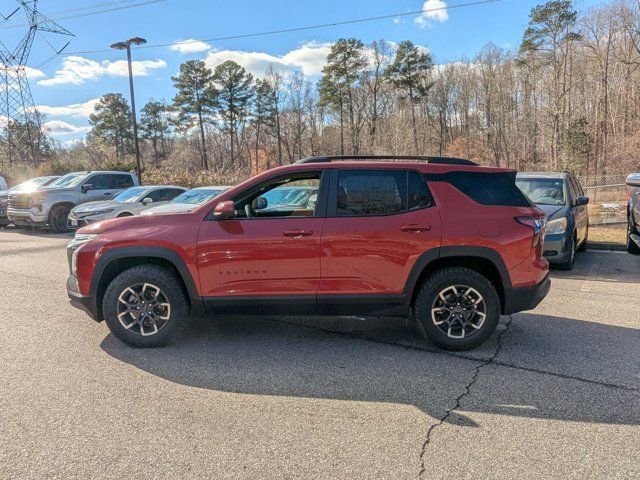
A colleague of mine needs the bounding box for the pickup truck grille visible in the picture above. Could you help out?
[8,194,34,210]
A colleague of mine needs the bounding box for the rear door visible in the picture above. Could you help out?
[569,176,588,242]
[319,168,441,300]
[82,174,119,201]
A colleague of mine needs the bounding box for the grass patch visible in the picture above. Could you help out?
[588,226,626,246]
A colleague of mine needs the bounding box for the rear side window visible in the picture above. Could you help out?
[427,171,533,207]
[110,174,135,189]
[336,170,432,216]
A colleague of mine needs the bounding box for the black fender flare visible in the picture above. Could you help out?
[89,246,201,303]
[403,245,512,299]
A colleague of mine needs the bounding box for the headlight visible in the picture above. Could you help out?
[546,217,568,235]
[67,234,98,274]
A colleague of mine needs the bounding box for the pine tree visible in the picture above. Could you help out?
[88,93,133,161]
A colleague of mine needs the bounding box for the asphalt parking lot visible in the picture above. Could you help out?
[0,229,638,479]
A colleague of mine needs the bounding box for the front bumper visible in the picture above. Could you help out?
[503,274,551,315]
[7,207,48,226]
[68,213,110,229]
[542,232,573,263]
[67,274,100,321]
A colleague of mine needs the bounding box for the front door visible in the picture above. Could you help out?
[197,170,326,302]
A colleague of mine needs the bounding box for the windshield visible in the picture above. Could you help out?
[516,178,566,206]
[48,173,86,188]
[112,187,146,203]
[171,189,224,205]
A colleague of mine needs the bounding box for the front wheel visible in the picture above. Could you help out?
[413,267,501,351]
[557,234,576,270]
[627,215,640,255]
[102,265,190,347]
[48,204,72,233]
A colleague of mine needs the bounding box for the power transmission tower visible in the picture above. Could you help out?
[0,1,73,167]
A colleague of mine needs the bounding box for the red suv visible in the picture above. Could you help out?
[67,156,550,351]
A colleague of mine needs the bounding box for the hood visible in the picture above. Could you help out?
[536,204,566,220]
[73,201,123,213]
[141,203,195,216]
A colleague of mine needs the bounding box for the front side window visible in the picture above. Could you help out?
[147,188,185,203]
[233,173,321,219]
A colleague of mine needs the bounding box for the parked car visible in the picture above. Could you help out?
[0,176,60,226]
[516,172,589,270]
[141,186,230,216]
[0,176,8,191]
[68,185,188,228]
[626,173,640,254]
[67,155,550,351]
[8,171,138,232]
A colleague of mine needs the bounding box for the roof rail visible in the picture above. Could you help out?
[296,155,478,166]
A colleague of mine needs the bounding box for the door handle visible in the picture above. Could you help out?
[283,229,313,238]
[401,225,431,233]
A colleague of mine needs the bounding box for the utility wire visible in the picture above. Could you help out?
[63,0,503,56]
[47,0,155,16]
[0,0,167,30]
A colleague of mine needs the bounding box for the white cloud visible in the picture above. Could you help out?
[415,0,449,28]
[170,39,212,54]
[43,120,91,136]
[38,56,167,86]
[36,98,100,119]
[205,41,332,77]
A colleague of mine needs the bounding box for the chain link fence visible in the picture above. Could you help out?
[578,173,629,245]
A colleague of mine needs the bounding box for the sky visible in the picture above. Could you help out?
[0,0,602,145]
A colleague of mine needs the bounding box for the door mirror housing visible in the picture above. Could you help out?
[214,200,235,219]
[627,174,640,188]
[81,184,94,194]
[252,196,268,210]
[575,195,590,207]
[142,197,153,205]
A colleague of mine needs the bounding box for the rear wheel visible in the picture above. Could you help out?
[48,204,72,233]
[413,267,501,351]
[627,215,640,255]
[103,265,190,347]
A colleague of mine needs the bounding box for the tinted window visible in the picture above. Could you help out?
[110,174,134,189]
[430,172,533,207]
[337,170,405,216]
[408,171,432,210]
[147,188,185,202]
[88,174,112,190]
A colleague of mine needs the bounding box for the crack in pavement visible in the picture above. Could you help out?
[266,316,638,393]
[417,315,513,479]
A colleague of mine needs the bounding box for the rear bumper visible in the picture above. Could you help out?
[67,275,101,322]
[503,273,551,315]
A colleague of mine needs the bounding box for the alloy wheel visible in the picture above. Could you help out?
[117,283,171,336]
[431,285,487,339]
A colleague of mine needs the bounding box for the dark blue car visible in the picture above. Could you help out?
[516,172,590,270]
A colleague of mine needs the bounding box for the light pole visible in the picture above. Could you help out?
[110,37,146,184]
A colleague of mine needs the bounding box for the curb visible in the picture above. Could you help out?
[587,242,626,252]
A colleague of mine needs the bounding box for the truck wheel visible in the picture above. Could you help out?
[49,204,72,233]
[413,267,501,351]
[102,265,190,347]
[627,216,640,255]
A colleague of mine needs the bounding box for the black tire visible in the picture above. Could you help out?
[627,215,640,255]
[102,265,190,347]
[557,234,576,270]
[48,204,72,233]
[413,267,501,351]
[577,224,588,252]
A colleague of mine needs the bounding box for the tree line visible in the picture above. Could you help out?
[3,0,640,177]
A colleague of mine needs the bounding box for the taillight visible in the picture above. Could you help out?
[515,216,547,247]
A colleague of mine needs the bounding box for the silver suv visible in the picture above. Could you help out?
[7,171,138,232]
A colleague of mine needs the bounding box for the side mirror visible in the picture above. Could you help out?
[81,184,94,193]
[626,174,640,188]
[213,200,235,219]
[252,196,268,210]
[142,197,153,205]
[575,196,590,207]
